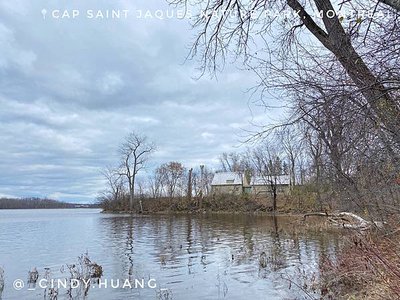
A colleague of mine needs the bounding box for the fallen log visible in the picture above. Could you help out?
[303,212,384,230]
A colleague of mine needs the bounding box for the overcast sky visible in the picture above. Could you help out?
[0,0,279,202]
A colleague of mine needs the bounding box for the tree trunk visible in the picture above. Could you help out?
[199,190,203,210]
[187,168,193,202]
[312,0,400,150]
[129,177,135,211]
[129,187,134,211]
[290,158,296,188]
[315,163,323,210]
[139,199,143,213]
[270,177,277,213]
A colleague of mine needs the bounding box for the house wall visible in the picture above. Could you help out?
[211,185,242,195]
[211,184,290,196]
[250,184,290,196]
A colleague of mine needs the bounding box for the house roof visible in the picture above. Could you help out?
[250,175,290,186]
[211,172,243,186]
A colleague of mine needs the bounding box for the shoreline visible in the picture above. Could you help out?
[100,209,308,218]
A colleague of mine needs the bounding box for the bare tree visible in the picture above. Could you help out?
[250,143,281,212]
[277,127,303,188]
[100,166,125,207]
[187,168,193,201]
[156,162,186,199]
[192,165,214,198]
[202,166,214,196]
[219,152,243,172]
[148,172,163,199]
[119,131,155,211]
[305,128,325,210]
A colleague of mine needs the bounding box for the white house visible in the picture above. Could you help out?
[211,172,291,196]
[211,172,243,195]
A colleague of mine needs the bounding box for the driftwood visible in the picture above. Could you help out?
[303,212,384,230]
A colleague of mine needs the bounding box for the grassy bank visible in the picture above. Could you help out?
[101,189,325,215]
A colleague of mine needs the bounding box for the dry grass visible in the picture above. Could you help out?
[319,226,400,299]
[139,194,273,213]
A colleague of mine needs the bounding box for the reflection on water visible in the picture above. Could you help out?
[0,209,341,299]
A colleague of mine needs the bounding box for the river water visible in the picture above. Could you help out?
[0,209,341,299]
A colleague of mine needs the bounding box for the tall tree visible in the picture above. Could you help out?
[119,132,155,211]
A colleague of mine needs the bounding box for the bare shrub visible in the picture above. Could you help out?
[319,231,400,299]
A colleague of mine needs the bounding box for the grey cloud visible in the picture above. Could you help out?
[0,0,266,202]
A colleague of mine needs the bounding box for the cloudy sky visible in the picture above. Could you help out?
[0,0,278,202]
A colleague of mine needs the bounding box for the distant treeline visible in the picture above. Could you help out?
[0,197,98,209]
